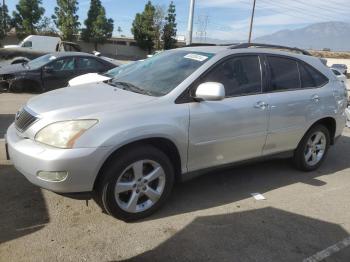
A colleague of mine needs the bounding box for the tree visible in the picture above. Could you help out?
[0,3,11,40]
[37,16,58,36]
[12,0,45,39]
[52,0,80,41]
[154,5,165,50]
[131,1,155,54]
[162,1,177,50]
[81,0,114,50]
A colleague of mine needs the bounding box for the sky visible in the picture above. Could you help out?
[7,0,350,41]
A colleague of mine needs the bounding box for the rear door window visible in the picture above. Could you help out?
[267,56,301,91]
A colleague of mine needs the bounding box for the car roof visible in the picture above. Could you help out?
[179,45,229,54]
[47,52,96,58]
[177,45,318,61]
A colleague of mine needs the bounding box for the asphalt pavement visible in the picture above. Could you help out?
[1,83,350,261]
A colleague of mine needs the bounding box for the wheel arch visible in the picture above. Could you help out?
[10,78,42,93]
[93,137,183,191]
[306,117,336,145]
[11,57,30,64]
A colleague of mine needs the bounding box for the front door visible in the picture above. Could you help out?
[188,55,269,171]
[42,57,77,90]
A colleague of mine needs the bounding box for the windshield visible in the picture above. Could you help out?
[109,50,214,96]
[27,54,57,69]
[104,61,138,78]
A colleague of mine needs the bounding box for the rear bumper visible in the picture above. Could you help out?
[6,123,110,193]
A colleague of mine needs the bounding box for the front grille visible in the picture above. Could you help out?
[15,108,38,132]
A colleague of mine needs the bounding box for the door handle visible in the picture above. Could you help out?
[311,94,320,102]
[254,101,268,109]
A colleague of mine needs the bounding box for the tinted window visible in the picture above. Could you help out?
[50,57,75,71]
[200,55,262,97]
[78,57,104,70]
[267,56,300,91]
[299,62,328,87]
[298,63,316,88]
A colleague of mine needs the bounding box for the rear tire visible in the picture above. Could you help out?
[293,125,330,171]
[95,145,175,221]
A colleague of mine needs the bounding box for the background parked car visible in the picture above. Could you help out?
[331,64,348,75]
[331,67,347,82]
[0,52,116,93]
[68,61,137,86]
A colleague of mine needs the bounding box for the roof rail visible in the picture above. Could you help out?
[229,43,311,56]
[186,43,241,47]
[186,43,218,47]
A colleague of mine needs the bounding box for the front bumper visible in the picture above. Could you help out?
[6,124,110,193]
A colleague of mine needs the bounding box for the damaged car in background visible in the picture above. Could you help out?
[0,52,117,93]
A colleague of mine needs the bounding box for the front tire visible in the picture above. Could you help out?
[293,125,330,171]
[95,145,175,221]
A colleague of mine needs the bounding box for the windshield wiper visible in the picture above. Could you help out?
[108,80,155,96]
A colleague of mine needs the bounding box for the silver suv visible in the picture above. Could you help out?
[6,44,347,221]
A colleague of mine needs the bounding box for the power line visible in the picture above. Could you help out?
[258,0,350,20]
[257,0,347,22]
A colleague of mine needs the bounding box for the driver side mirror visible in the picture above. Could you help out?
[195,82,225,101]
[43,66,54,73]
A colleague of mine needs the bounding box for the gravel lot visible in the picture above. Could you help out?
[1,85,350,262]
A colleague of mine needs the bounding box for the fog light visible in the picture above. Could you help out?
[37,171,68,182]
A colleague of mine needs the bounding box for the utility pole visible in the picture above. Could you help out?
[186,0,195,45]
[248,0,256,43]
[2,0,5,35]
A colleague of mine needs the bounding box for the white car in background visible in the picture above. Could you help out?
[68,61,137,86]
[331,68,347,82]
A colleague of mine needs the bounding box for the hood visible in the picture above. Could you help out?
[26,82,157,118]
[0,63,28,74]
[4,45,20,49]
[68,73,110,86]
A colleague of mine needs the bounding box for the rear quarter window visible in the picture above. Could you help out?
[299,62,328,88]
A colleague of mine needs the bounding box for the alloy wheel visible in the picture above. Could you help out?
[114,160,166,213]
[304,131,326,166]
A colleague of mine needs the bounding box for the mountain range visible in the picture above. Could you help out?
[254,22,350,51]
[193,22,350,51]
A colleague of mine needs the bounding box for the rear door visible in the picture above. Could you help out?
[188,54,269,171]
[263,55,330,155]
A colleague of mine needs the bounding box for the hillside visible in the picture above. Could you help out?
[254,22,350,51]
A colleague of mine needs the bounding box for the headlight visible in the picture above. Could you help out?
[35,120,98,148]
